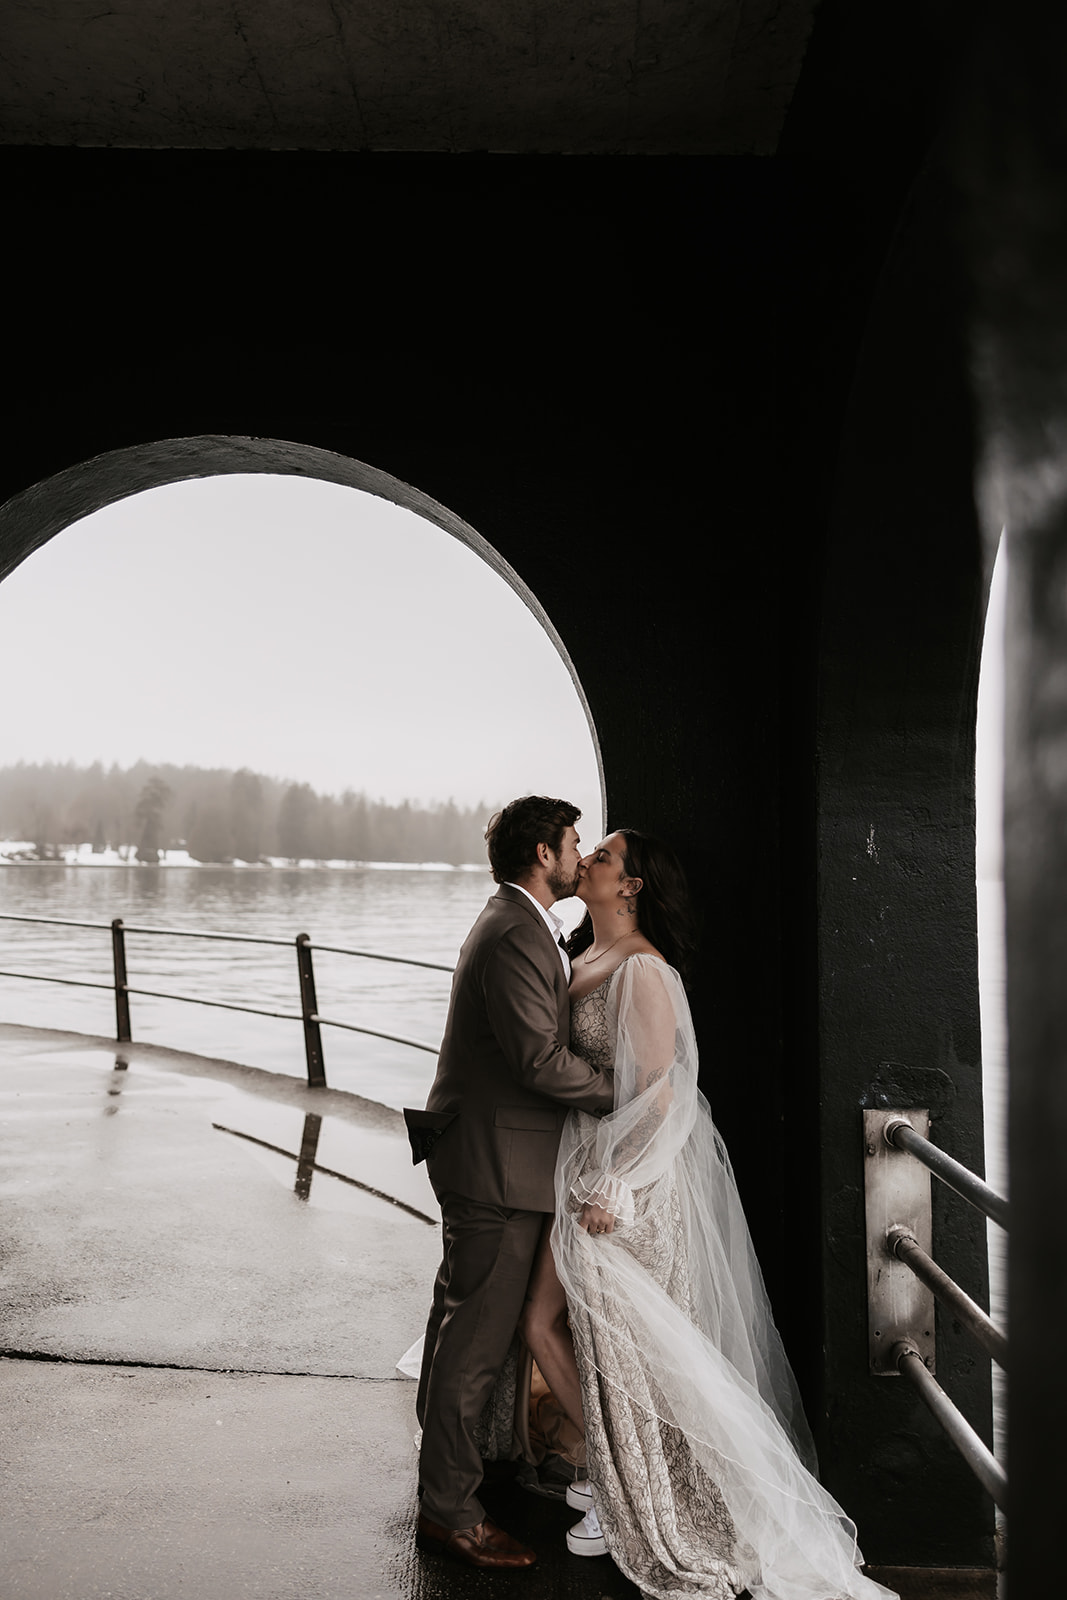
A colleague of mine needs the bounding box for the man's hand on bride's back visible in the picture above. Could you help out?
[578,1201,616,1234]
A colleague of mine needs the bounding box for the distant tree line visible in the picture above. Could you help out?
[0,761,496,866]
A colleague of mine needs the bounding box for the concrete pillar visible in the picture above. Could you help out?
[963,5,1067,1583]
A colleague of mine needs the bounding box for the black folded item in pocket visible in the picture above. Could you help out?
[403,1107,457,1164]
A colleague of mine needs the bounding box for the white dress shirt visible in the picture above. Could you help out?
[505,882,572,979]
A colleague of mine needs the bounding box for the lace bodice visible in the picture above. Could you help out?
[569,974,614,1072]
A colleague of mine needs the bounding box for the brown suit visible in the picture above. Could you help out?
[405,884,613,1529]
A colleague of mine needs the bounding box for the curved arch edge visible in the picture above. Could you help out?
[0,434,606,829]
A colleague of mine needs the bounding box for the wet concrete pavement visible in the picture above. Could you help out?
[0,1024,991,1600]
[0,1023,441,1376]
[0,1022,643,1599]
[4,1359,649,1600]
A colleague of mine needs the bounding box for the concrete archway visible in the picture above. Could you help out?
[0,432,606,821]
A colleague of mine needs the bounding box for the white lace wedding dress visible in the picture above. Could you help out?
[553,954,896,1600]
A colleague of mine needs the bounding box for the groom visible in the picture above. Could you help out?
[404,795,614,1570]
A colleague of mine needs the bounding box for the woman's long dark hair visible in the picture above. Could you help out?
[566,827,698,983]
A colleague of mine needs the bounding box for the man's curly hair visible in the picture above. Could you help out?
[485,795,581,885]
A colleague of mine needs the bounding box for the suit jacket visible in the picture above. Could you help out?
[405,885,614,1210]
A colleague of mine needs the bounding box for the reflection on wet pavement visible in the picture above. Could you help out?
[0,1024,441,1377]
[103,1053,128,1114]
[295,1109,320,1200]
[213,1111,438,1223]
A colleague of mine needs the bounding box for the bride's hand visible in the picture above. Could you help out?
[578,1201,616,1235]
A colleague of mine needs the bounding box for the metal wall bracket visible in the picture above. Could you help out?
[864,1108,936,1375]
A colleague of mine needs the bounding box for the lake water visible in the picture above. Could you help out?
[0,863,520,1112]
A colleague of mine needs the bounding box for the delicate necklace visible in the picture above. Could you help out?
[582,930,632,965]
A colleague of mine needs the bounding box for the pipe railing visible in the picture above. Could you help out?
[894,1342,1008,1509]
[0,910,453,1087]
[885,1224,1008,1370]
[883,1114,1010,1230]
[864,1107,1008,1511]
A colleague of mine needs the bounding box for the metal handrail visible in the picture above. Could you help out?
[127,986,305,1024]
[894,1342,1007,1510]
[0,909,453,1084]
[0,969,116,993]
[312,1014,442,1053]
[0,913,135,934]
[310,941,454,972]
[0,912,452,967]
[887,1224,1008,1369]
[865,1107,1008,1514]
[0,967,307,1024]
[884,1115,1009,1230]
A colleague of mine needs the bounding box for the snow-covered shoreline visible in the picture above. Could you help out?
[0,840,486,872]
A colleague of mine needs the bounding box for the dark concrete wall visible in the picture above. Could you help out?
[813,165,991,1560]
[1,136,993,1565]
[769,4,995,1562]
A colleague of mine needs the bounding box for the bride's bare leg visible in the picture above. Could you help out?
[519,1216,585,1438]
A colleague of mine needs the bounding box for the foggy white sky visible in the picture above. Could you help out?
[0,474,604,833]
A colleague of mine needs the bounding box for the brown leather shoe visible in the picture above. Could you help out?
[415,1512,537,1568]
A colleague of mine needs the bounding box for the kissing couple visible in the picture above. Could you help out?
[404,795,897,1599]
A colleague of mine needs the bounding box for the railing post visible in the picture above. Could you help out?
[295,933,326,1087]
[111,918,131,1042]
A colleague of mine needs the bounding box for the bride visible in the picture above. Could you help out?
[519,828,897,1600]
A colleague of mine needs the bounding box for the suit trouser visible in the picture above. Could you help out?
[416,1190,547,1529]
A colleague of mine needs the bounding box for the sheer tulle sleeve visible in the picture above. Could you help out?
[566,956,693,1222]
[551,954,897,1600]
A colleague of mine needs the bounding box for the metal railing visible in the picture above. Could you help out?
[864,1108,1008,1510]
[0,911,454,1088]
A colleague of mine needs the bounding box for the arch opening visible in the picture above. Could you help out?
[0,433,605,830]
[0,436,606,1105]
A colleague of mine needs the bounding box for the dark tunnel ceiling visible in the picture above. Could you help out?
[0,0,818,154]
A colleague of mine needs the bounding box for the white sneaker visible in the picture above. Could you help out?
[566,1478,593,1510]
[566,1505,607,1557]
